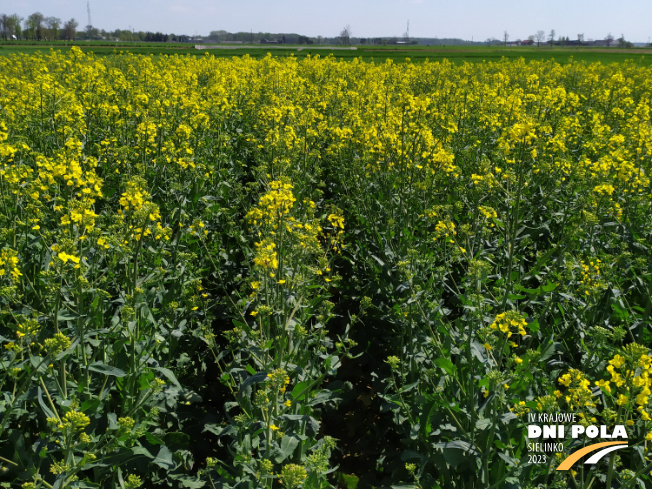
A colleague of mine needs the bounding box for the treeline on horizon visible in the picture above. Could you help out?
[0,10,485,46]
[0,12,195,43]
[1,11,645,49]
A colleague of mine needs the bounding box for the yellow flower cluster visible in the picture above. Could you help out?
[43,332,72,356]
[246,180,296,227]
[0,248,21,282]
[326,210,345,251]
[601,346,652,420]
[489,311,528,339]
[119,179,150,213]
[253,239,279,270]
[557,369,597,411]
[117,178,168,242]
[46,410,91,432]
[280,463,307,489]
[267,368,291,394]
[558,344,652,422]
[57,251,81,266]
[579,259,606,297]
[433,220,456,241]
[478,205,498,220]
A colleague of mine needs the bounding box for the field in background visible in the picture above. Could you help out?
[2,40,652,64]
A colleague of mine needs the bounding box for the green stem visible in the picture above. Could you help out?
[604,451,616,489]
[502,149,525,311]
[39,376,61,422]
[0,455,18,467]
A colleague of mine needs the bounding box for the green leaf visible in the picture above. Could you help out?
[239,371,268,392]
[433,440,480,468]
[528,319,540,333]
[88,362,126,377]
[81,399,100,414]
[131,445,154,460]
[507,293,526,300]
[29,356,48,374]
[398,381,420,394]
[107,413,119,430]
[279,414,320,435]
[139,370,155,390]
[291,381,309,401]
[152,366,182,388]
[152,446,175,470]
[513,284,540,294]
[37,386,56,420]
[165,432,191,449]
[275,434,300,463]
[420,400,438,438]
[434,357,457,375]
[146,432,164,445]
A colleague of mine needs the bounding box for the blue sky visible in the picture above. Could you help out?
[8,0,652,42]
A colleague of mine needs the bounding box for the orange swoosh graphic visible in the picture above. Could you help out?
[557,442,628,471]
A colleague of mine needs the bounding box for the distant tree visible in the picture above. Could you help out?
[339,25,351,46]
[2,14,18,39]
[548,29,555,46]
[25,12,45,40]
[110,28,129,41]
[617,34,633,48]
[0,14,7,40]
[84,26,99,40]
[144,31,168,42]
[577,33,584,46]
[535,30,545,47]
[62,18,78,40]
[503,30,509,46]
[12,14,23,38]
[605,33,614,47]
[44,16,60,40]
[208,30,227,42]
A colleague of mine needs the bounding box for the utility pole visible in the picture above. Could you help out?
[86,0,92,29]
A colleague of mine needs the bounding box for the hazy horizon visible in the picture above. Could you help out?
[8,0,652,43]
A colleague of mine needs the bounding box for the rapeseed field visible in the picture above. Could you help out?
[1,47,652,488]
